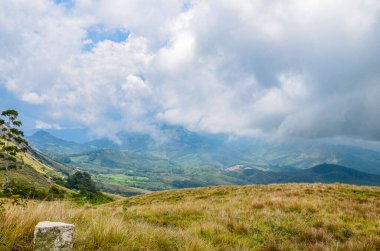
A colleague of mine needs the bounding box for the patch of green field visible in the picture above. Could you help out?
[95,173,172,191]
[98,174,149,182]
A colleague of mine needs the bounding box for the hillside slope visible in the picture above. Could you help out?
[0,138,70,197]
[1,183,379,250]
[29,148,75,176]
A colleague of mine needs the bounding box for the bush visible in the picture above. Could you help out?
[171,179,205,188]
[69,192,113,205]
[65,171,113,205]
[0,181,66,200]
[47,186,65,199]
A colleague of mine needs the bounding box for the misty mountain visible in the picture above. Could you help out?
[27,128,380,192]
[28,127,380,175]
[28,130,89,155]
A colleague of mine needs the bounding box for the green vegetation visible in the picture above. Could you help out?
[64,148,248,193]
[0,183,379,250]
[0,109,63,200]
[96,173,171,191]
[65,171,113,205]
[0,146,113,204]
[97,182,150,197]
[0,109,68,201]
[0,109,28,183]
[66,171,98,194]
[0,109,112,205]
[1,181,65,200]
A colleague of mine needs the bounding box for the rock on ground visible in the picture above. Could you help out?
[34,221,75,251]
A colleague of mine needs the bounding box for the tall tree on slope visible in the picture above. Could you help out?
[0,109,28,183]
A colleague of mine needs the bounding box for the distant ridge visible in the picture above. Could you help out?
[29,130,80,147]
[238,164,380,186]
[278,164,380,186]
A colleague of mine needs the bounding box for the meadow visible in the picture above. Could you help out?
[0,183,379,250]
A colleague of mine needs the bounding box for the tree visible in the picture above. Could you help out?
[0,109,28,183]
[66,171,98,194]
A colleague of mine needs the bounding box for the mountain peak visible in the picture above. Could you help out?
[31,130,54,138]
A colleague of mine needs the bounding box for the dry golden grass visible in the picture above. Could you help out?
[1,183,379,250]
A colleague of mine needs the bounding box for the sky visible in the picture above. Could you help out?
[0,0,380,145]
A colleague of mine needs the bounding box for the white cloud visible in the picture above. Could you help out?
[35,120,63,130]
[1,0,380,141]
[122,75,150,94]
[21,92,48,104]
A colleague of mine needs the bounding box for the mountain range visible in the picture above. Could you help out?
[27,127,380,194]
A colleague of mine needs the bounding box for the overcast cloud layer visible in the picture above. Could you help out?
[1,0,380,141]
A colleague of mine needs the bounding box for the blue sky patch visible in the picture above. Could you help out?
[52,0,75,9]
[182,0,192,11]
[83,25,130,51]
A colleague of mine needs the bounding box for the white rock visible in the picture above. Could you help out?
[34,221,75,251]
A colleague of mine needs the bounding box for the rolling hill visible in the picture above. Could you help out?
[1,183,379,250]
[276,164,380,186]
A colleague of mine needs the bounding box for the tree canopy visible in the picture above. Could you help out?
[66,171,98,194]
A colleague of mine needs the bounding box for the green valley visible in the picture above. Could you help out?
[27,129,380,194]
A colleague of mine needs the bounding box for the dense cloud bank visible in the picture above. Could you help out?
[0,0,379,141]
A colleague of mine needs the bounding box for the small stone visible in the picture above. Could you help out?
[34,221,75,251]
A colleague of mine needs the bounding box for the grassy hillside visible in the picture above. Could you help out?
[0,138,67,195]
[29,148,76,176]
[0,183,379,250]
[0,139,116,206]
